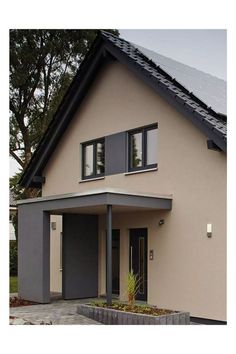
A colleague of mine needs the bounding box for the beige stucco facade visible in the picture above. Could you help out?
[50,215,62,292]
[43,60,226,321]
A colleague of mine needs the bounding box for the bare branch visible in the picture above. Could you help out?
[10,150,24,168]
[10,101,18,116]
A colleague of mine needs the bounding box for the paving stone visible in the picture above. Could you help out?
[122,313,128,325]
[94,308,99,322]
[173,313,180,325]
[142,314,150,325]
[103,309,108,324]
[137,314,144,325]
[159,315,167,325]
[185,313,190,324]
[117,312,123,325]
[149,316,155,325]
[154,316,160,325]
[107,310,112,325]
[10,318,32,325]
[10,299,101,325]
[131,313,139,325]
[112,311,118,325]
[10,298,190,326]
[127,313,133,325]
[89,306,94,320]
[98,308,103,323]
[166,315,174,325]
[179,312,186,324]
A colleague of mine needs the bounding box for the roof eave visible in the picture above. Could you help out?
[20,34,107,188]
[103,38,227,152]
[20,32,227,188]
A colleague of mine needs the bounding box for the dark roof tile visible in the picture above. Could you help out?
[20,31,227,187]
[101,31,226,143]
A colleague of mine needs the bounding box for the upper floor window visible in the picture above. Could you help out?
[82,138,105,179]
[128,124,157,171]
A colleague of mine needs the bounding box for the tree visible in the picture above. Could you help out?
[131,135,142,168]
[10,29,119,199]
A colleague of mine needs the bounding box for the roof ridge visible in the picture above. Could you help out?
[20,31,227,187]
[102,32,226,120]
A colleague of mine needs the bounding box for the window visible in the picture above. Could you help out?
[82,138,105,179]
[128,124,157,171]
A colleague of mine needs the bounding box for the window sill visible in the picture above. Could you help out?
[79,176,105,183]
[124,167,158,176]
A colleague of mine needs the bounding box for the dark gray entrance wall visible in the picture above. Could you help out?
[18,203,50,303]
[105,132,127,175]
[62,214,98,299]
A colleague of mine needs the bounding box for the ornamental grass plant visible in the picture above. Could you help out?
[127,270,141,308]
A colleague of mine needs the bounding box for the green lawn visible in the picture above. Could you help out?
[10,276,18,293]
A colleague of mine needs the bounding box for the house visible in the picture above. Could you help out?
[17,31,226,323]
[10,190,17,240]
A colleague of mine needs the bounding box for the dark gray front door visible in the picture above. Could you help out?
[62,214,98,299]
[129,228,147,301]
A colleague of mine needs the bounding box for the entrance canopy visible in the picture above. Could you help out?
[17,188,172,304]
[18,188,172,212]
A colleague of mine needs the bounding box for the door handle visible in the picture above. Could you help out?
[130,246,133,272]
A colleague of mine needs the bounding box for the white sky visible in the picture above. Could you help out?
[10,157,20,177]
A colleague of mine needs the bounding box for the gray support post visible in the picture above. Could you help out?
[18,204,50,303]
[106,204,112,306]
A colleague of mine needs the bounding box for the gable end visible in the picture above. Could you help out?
[20,31,227,188]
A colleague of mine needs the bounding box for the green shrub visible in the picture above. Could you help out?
[10,240,18,276]
[10,276,18,293]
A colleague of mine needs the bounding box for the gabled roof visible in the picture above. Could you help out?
[20,31,227,188]
[132,43,227,115]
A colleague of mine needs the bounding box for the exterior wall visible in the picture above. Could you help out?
[50,215,62,293]
[42,61,226,320]
[42,60,226,200]
[98,209,226,321]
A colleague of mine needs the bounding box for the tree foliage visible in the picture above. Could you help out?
[10,240,18,276]
[10,29,119,198]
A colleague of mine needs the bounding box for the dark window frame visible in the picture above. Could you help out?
[82,137,105,180]
[128,124,158,172]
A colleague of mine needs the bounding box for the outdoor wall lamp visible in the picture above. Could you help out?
[207,223,212,238]
[51,221,56,230]
[159,219,165,226]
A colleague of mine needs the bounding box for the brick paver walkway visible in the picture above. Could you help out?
[10,298,101,325]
